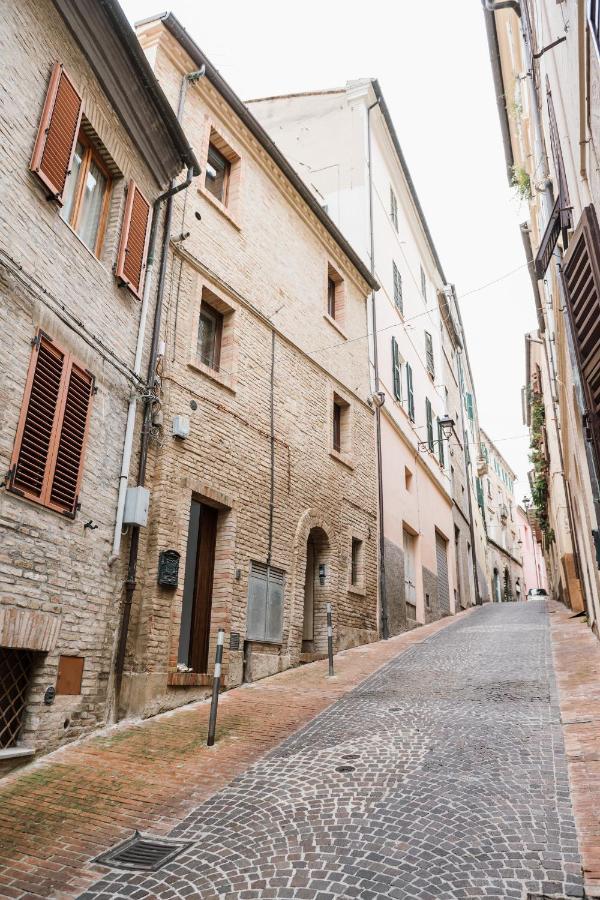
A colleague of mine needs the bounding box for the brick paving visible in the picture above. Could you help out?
[550,600,600,898]
[0,610,470,900]
[78,600,584,900]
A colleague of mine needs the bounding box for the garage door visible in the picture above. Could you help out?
[436,531,450,615]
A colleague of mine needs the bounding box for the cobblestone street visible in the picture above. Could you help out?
[79,600,585,900]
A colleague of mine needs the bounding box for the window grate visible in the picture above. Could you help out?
[0,649,34,748]
[93,831,192,872]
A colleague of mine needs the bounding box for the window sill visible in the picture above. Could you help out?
[348,584,366,597]
[167,671,225,687]
[0,747,35,760]
[198,185,241,230]
[188,358,236,393]
[323,313,347,340]
[330,448,354,470]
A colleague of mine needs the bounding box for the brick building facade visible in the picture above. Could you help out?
[118,15,379,718]
[0,0,196,763]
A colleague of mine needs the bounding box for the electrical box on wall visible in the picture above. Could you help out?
[172,415,190,439]
[123,486,150,527]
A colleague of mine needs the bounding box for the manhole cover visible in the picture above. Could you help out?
[335,765,355,773]
[93,830,192,872]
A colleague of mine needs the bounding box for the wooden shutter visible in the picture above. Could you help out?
[115,180,152,299]
[425,331,435,377]
[426,398,434,451]
[437,419,445,467]
[562,205,600,467]
[9,333,93,516]
[407,363,415,421]
[391,337,401,401]
[30,63,82,204]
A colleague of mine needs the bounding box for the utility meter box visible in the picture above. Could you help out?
[172,415,190,439]
[123,486,150,527]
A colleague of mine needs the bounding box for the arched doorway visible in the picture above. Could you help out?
[302,526,331,655]
[492,567,501,603]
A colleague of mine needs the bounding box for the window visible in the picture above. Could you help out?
[198,300,223,370]
[437,418,445,467]
[8,332,94,516]
[0,649,35,749]
[465,392,474,422]
[205,142,231,205]
[391,336,402,401]
[420,265,427,300]
[487,479,492,498]
[326,264,345,326]
[350,538,363,587]
[425,331,435,378]
[390,186,398,231]
[426,398,434,452]
[246,561,285,644]
[115,180,151,300]
[60,131,111,256]
[30,63,82,204]
[333,401,342,452]
[405,466,413,491]
[332,393,350,457]
[406,363,415,421]
[393,262,403,313]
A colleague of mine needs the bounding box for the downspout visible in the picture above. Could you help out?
[482,3,516,185]
[367,94,389,640]
[113,69,203,708]
[578,0,588,181]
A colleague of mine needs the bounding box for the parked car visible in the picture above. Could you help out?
[527,588,548,599]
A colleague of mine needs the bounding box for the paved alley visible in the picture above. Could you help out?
[79,600,584,900]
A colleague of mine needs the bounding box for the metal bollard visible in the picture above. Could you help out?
[326,602,334,677]
[207,628,225,747]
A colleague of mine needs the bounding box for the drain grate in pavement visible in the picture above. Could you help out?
[93,830,192,872]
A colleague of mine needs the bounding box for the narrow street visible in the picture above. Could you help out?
[77,600,584,900]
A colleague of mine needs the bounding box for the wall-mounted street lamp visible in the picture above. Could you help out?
[418,414,455,453]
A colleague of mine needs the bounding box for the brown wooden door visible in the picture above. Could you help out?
[188,504,218,673]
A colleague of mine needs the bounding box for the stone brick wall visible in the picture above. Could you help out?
[0,0,171,755]
[120,23,379,718]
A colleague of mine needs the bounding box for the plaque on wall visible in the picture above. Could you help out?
[158,550,180,588]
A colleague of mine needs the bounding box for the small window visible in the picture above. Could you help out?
[205,142,231,205]
[406,363,415,421]
[327,277,336,318]
[425,331,435,378]
[60,131,111,256]
[405,466,413,491]
[420,265,427,300]
[326,264,345,325]
[351,538,363,587]
[390,186,398,231]
[198,300,223,370]
[393,262,403,314]
[437,418,445,467]
[332,393,350,456]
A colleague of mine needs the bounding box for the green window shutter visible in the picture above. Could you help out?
[466,392,474,422]
[437,418,445,467]
[406,363,415,421]
[476,477,484,509]
[426,398,434,451]
[425,331,434,377]
[391,336,401,401]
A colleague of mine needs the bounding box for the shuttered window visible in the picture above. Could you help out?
[406,363,415,421]
[562,205,600,466]
[115,180,151,300]
[437,419,445,467]
[8,333,93,517]
[30,63,82,204]
[393,262,403,314]
[426,398,434,451]
[425,331,435,377]
[390,186,398,231]
[246,562,285,643]
[391,336,402,401]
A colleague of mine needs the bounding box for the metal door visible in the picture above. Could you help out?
[436,531,450,615]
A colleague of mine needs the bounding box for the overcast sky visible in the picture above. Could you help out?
[122,0,537,502]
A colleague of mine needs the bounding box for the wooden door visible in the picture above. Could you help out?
[178,501,219,674]
[303,536,315,641]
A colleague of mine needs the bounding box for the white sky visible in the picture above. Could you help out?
[122,0,537,501]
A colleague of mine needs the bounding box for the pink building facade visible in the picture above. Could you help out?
[517,506,548,597]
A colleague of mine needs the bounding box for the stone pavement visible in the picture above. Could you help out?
[0,609,471,900]
[550,600,600,898]
[79,600,584,900]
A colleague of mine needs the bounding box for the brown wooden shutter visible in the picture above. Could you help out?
[115,180,152,299]
[562,205,600,465]
[48,361,94,515]
[30,63,82,204]
[9,333,93,516]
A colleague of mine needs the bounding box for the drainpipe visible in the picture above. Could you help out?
[367,94,389,640]
[113,69,203,707]
[578,0,588,182]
